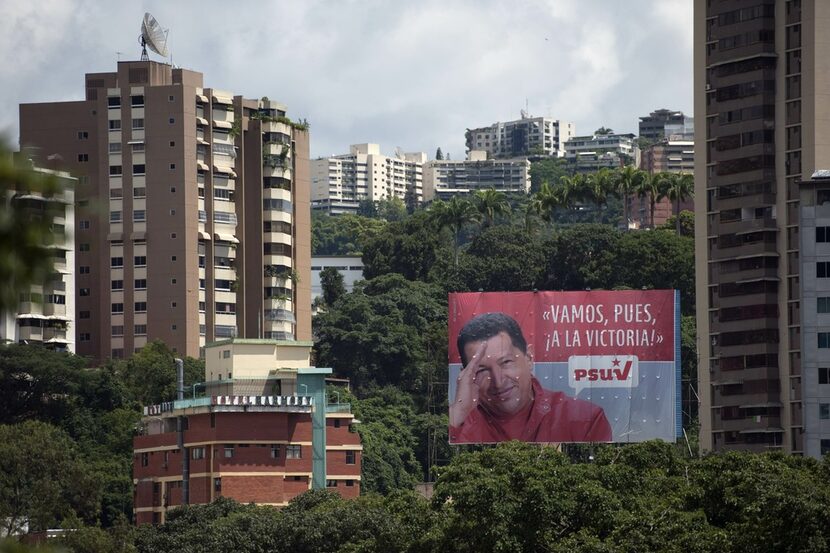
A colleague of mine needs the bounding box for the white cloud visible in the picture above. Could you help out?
[2,0,692,158]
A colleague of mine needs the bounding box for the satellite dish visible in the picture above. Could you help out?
[139,12,169,61]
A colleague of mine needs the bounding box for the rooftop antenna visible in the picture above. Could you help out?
[139,12,169,62]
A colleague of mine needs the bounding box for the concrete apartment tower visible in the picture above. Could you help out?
[695,1,830,455]
[19,60,311,362]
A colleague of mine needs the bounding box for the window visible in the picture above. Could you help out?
[133,210,146,222]
[133,187,146,198]
[270,445,280,459]
[108,120,122,131]
[819,333,830,348]
[131,143,145,152]
[820,367,830,385]
[222,350,230,359]
[821,404,830,420]
[168,95,175,102]
[111,325,124,336]
[111,303,124,314]
[111,257,123,268]
[79,332,91,342]
[224,445,234,458]
[326,480,338,488]
[79,220,90,230]
[346,480,355,487]
[823,440,830,456]
[135,324,147,335]
[334,419,341,428]
[111,279,123,290]
[134,256,147,266]
[79,310,90,319]
[78,131,89,140]
[135,279,147,289]
[78,154,89,162]
[109,165,122,176]
[133,164,145,175]
[80,288,90,297]
[110,188,123,199]
[110,211,122,223]
[169,117,175,124]
[131,118,144,130]
[286,445,302,459]
[79,266,90,274]
[135,302,147,312]
[170,163,176,170]
[817,262,830,278]
[108,142,122,153]
[346,450,356,465]
[108,97,121,108]
[192,447,205,460]
[214,477,221,492]
[141,453,149,467]
[131,95,144,107]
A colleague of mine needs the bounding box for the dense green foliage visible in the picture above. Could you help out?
[27,442,830,553]
[0,342,203,534]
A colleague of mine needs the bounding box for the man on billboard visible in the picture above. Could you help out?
[449,312,612,443]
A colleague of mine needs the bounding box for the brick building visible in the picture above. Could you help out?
[132,339,360,524]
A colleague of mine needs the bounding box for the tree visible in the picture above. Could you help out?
[435,147,444,160]
[118,340,204,406]
[361,210,447,281]
[319,266,346,306]
[665,172,694,235]
[542,224,621,291]
[311,212,387,256]
[585,168,614,212]
[595,126,614,135]
[613,166,646,231]
[472,189,511,228]
[634,171,662,228]
[455,226,546,292]
[429,196,480,266]
[0,421,101,535]
[0,147,66,312]
[312,274,447,392]
[529,157,571,193]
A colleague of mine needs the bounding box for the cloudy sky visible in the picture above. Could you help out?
[2,0,692,159]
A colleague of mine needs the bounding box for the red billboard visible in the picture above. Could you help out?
[448,290,680,444]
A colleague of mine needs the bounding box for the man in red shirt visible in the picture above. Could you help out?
[449,312,611,444]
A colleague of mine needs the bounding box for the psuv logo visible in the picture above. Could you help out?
[568,355,638,393]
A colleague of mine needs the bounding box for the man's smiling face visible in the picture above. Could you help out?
[463,331,534,418]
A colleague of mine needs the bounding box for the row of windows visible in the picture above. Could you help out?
[112,302,147,314]
[111,256,147,267]
[109,164,145,176]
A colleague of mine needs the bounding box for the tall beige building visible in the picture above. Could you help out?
[695,1,830,454]
[19,60,311,362]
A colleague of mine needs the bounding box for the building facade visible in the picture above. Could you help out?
[311,144,426,215]
[638,109,695,142]
[564,133,640,173]
[465,115,575,158]
[797,172,830,458]
[19,60,311,362]
[695,0,830,455]
[636,138,695,228]
[0,164,76,351]
[133,339,361,524]
[422,150,530,200]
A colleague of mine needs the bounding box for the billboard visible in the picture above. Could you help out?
[448,290,680,444]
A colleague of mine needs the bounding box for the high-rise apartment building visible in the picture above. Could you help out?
[637,138,695,228]
[0,164,76,352]
[422,150,530,201]
[310,144,426,215]
[19,60,311,362]
[465,115,575,158]
[695,0,830,455]
[639,109,695,142]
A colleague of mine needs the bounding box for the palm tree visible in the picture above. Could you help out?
[533,182,561,224]
[473,188,511,228]
[665,172,694,235]
[586,168,614,213]
[613,166,646,231]
[634,172,661,229]
[430,196,479,265]
[522,195,543,234]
